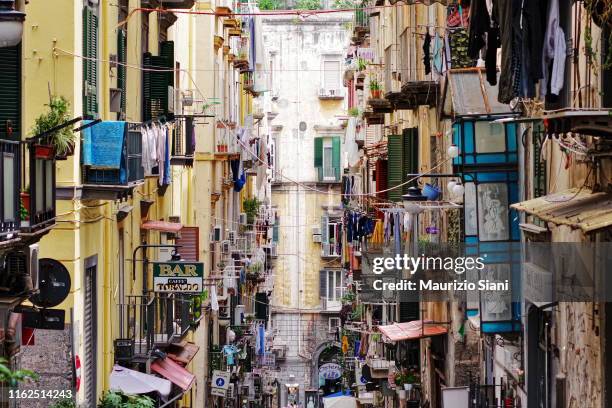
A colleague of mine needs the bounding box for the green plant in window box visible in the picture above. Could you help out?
[243,197,260,226]
[369,78,382,99]
[31,96,76,160]
[0,358,38,387]
[356,58,367,71]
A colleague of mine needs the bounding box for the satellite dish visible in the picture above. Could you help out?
[276,98,289,109]
[30,258,71,308]
[299,121,307,132]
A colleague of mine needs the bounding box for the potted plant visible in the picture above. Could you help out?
[369,78,382,99]
[31,96,75,160]
[395,372,409,399]
[98,390,154,408]
[20,189,30,221]
[357,58,367,71]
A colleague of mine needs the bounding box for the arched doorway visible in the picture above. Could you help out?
[312,342,343,397]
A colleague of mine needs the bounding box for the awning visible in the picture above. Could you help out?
[442,68,513,117]
[510,188,612,233]
[378,320,448,342]
[323,396,357,408]
[166,341,200,366]
[109,365,172,399]
[151,357,196,391]
[141,220,183,233]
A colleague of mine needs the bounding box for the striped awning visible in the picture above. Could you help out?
[378,320,447,342]
[141,220,183,233]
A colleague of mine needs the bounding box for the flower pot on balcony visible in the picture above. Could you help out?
[371,89,382,99]
[34,144,54,159]
[20,192,30,221]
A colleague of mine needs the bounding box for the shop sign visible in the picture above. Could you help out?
[153,261,204,293]
[319,363,342,380]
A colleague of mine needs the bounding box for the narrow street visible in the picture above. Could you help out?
[0,0,611,407]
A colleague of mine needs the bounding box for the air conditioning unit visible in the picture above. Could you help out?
[270,243,278,258]
[211,225,222,242]
[239,212,247,225]
[312,226,321,235]
[272,345,287,360]
[221,240,231,254]
[313,234,322,243]
[328,317,341,333]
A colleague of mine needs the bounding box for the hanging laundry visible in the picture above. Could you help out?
[423,31,432,75]
[540,0,566,97]
[494,0,516,103]
[467,0,490,60]
[432,33,444,75]
[222,344,239,366]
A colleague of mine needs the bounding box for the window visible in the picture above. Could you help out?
[83,5,99,118]
[319,269,344,304]
[321,215,342,257]
[0,44,21,140]
[387,128,418,201]
[475,122,506,153]
[322,59,340,91]
[314,136,341,182]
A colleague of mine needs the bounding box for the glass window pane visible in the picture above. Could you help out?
[36,159,44,213]
[475,121,506,153]
[45,160,53,210]
[3,154,15,222]
[464,182,477,236]
[477,183,509,241]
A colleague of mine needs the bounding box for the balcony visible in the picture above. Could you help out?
[321,296,343,312]
[118,293,201,360]
[321,242,342,258]
[82,123,144,200]
[351,7,370,45]
[0,139,20,242]
[318,88,345,100]
[316,167,341,183]
[170,117,195,166]
[1,139,56,245]
[21,142,56,236]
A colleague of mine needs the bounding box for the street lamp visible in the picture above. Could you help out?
[0,0,25,48]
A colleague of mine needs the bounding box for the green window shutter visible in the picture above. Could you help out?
[387,134,404,202]
[117,29,127,113]
[142,46,173,121]
[402,128,419,194]
[83,6,98,117]
[332,136,341,181]
[314,137,323,168]
[0,45,21,140]
[320,215,329,244]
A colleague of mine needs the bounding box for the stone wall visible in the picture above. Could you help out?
[17,327,73,408]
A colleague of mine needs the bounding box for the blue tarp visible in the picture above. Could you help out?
[324,390,352,398]
[82,120,126,169]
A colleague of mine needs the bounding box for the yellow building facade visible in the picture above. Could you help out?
[18,0,261,406]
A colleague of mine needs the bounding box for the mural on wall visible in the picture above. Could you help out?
[477,183,509,242]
